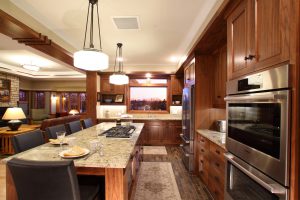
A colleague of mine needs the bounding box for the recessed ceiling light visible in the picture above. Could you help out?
[170,56,178,62]
[22,64,39,71]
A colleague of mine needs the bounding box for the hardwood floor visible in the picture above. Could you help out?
[138,146,212,200]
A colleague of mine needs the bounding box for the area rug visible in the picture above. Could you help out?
[133,162,181,200]
[143,146,168,155]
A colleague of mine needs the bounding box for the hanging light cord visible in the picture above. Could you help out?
[82,0,103,50]
[83,2,90,49]
[114,45,118,73]
[96,2,103,51]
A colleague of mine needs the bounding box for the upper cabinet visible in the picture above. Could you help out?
[100,76,125,94]
[184,61,195,85]
[171,75,183,95]
[213,45,227,108]
[227,0,289,80]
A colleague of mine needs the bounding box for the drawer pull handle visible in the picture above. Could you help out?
[215,162,220,167]
[201,149,205,153]
[201,139,205,142]
[216,150,220,154]
[200,160,204,163]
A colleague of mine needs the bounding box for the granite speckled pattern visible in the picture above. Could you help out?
[1,123,144,169]
[99,114,182,121]
[196,129,226,150]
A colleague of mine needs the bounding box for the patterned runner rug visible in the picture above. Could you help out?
[133,162,181,200]
[142,146,168,155]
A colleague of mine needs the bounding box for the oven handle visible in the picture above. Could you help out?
[224,153,287,195]
[224,94,287,101]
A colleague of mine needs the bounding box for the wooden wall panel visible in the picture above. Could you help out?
[86,71,98,124]
[289,0,300,199]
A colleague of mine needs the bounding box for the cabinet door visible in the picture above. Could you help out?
[253,0,289,70]
[147,125,163,145]
[113,84,125,94]
[101,78,112,93]
[184,67,190,85]
[163,124,181,144]
[189,62,195,84]
[171,76,183,95]
[227,0,254,80]
[213,46,227,108]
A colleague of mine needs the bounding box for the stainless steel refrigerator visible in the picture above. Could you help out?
[180,85,195,171]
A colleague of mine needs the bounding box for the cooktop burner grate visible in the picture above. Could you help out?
[102,125,136,138]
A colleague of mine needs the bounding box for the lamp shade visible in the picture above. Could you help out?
[74,49,109,71]
[69,109,79,115]
[109,73,129,85]
[2,107,26,120]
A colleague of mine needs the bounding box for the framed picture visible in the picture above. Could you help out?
[115,95,124,103]
[0,79,10,102]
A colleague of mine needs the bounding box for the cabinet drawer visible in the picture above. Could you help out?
[208,176,224,200]
[209,142,225,163]
[198,155,209,185]
[210,156,225,176]
[197,135,209,148]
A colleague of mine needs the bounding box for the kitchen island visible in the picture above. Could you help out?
[1,122,144,200]
[98,114,182,145]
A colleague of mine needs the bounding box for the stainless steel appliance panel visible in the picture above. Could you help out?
[226,64,289,95]
[225,89,290,186]
[181,86,195,171]
[225,153,288,200]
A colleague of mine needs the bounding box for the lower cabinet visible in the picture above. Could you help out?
[196,134,226,200]
[134,120,182,145]
[97,119,182,145]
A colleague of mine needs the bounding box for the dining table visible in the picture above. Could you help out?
[1,122,144,200]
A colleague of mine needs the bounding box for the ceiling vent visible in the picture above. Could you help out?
[112,16,140,30]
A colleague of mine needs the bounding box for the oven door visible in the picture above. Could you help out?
[224,153,288,200]
[225,90,290,186]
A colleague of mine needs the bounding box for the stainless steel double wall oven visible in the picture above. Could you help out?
[224,65,290,200]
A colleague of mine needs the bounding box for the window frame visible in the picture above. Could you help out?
[127,78,171,113]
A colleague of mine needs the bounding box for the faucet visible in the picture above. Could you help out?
[144,105,151,118]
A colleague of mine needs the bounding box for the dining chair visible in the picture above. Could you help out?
[65,120,82,135]
[12,129,44,153]
[45,124,66,139]
[81,118,94,129]
[7,158,101,200]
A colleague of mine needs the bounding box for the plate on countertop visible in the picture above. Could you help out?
[59,146,90,158]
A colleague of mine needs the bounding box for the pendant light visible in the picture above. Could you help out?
[73,0,108,71]
[109,43,129,85]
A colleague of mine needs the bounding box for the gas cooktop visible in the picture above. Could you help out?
[102,125,136,138]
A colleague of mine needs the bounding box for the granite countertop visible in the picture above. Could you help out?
[99,114,182,121]
[196,129,226,150]
[1,123,144,169]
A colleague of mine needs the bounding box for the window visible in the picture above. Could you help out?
[54,92,86,113]
[129,78,169,112]
[19,90,28,102]
[33,92,45,109]
[79,93,87,113]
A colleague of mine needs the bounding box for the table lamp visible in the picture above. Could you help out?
[69,109,79,115]
[2,107,26,131]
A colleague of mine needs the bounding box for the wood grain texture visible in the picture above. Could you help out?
[105,168,127,200]
[86,71,98,124]
[289,0,300,199]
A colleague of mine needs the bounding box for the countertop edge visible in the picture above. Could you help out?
[196,129,226,150]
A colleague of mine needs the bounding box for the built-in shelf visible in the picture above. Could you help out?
[97,93,125,105]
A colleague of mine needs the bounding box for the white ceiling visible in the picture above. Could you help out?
[9,0,222,74]
[0,33,86,79]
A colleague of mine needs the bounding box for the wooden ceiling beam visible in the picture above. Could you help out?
[0,9,85,74]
